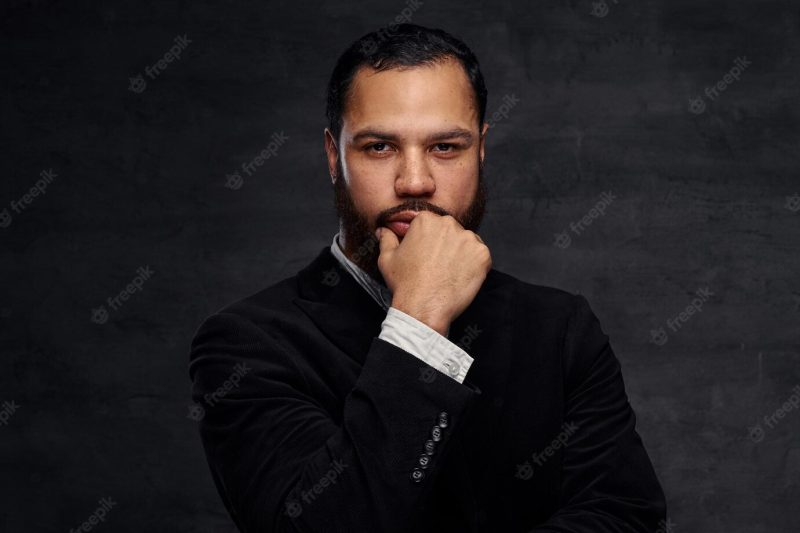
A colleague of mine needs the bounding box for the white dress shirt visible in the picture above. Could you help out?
[330,233,474,383]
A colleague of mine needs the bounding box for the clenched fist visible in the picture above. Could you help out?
[375,211,492,336]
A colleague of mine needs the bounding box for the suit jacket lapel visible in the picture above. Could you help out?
[293,246,387,365]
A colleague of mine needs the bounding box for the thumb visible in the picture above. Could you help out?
[376,226,399,255]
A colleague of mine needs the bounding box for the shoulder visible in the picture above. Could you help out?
[488,267,608,359]
[486,267,587,322]
[189,273,305,348]
[489,268,613,391]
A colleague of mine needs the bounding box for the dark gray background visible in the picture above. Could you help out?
[2,0,799,531]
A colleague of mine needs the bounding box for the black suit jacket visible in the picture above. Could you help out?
[188,246,666,532]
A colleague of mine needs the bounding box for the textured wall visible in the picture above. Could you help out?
[2,0,799,531]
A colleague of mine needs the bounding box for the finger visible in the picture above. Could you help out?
[376,226,399,255]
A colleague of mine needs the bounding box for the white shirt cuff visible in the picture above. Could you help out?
[378,306,474,383]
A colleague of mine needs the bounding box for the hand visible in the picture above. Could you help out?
[375,211,492,336]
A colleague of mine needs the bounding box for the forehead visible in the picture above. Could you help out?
[342,57,478,134]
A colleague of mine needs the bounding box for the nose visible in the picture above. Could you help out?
[395,150,435,197]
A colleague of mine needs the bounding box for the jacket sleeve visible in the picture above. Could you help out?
[188,311,481,533]
[529,295,667,532]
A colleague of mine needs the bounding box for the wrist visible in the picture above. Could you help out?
[391,297,451,336]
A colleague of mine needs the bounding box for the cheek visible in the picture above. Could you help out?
[346,177,387,217]
[435,162,478,200]
[345,147,391,172]
[345,159,394,201]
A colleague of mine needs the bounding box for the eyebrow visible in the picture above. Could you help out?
[351,128,475,145]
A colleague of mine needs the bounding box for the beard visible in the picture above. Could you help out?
[332,157,487,285]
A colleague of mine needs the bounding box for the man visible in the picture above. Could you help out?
[189,24,666,532]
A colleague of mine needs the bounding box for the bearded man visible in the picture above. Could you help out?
[189,23,666,533]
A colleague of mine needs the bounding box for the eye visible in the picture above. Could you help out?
[367,142,391,153]
[436,143,461,154]
[432,143,465,156]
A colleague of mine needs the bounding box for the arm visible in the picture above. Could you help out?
[378,306,475,383]
[189,311,481,533]
[530,295,667,532]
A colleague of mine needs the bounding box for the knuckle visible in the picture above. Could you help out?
[462,229,479,242]
[478,243,491,261]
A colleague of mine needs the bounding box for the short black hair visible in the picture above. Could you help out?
[325,24,488,143]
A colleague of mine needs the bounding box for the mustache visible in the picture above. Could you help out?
[376,200,451,227]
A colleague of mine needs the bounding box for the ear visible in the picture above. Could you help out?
[324,128,340,184]
[479,122,489,165]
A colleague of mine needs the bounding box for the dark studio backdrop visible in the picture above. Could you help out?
[2,0,799,531]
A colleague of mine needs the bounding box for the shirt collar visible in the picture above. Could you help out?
[330,232,393,311]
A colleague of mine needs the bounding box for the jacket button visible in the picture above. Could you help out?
[418,454,431,469]
[411,468,425,483]
[424,439,436,455]
[431,425,442,442]
[438,411,449,428]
